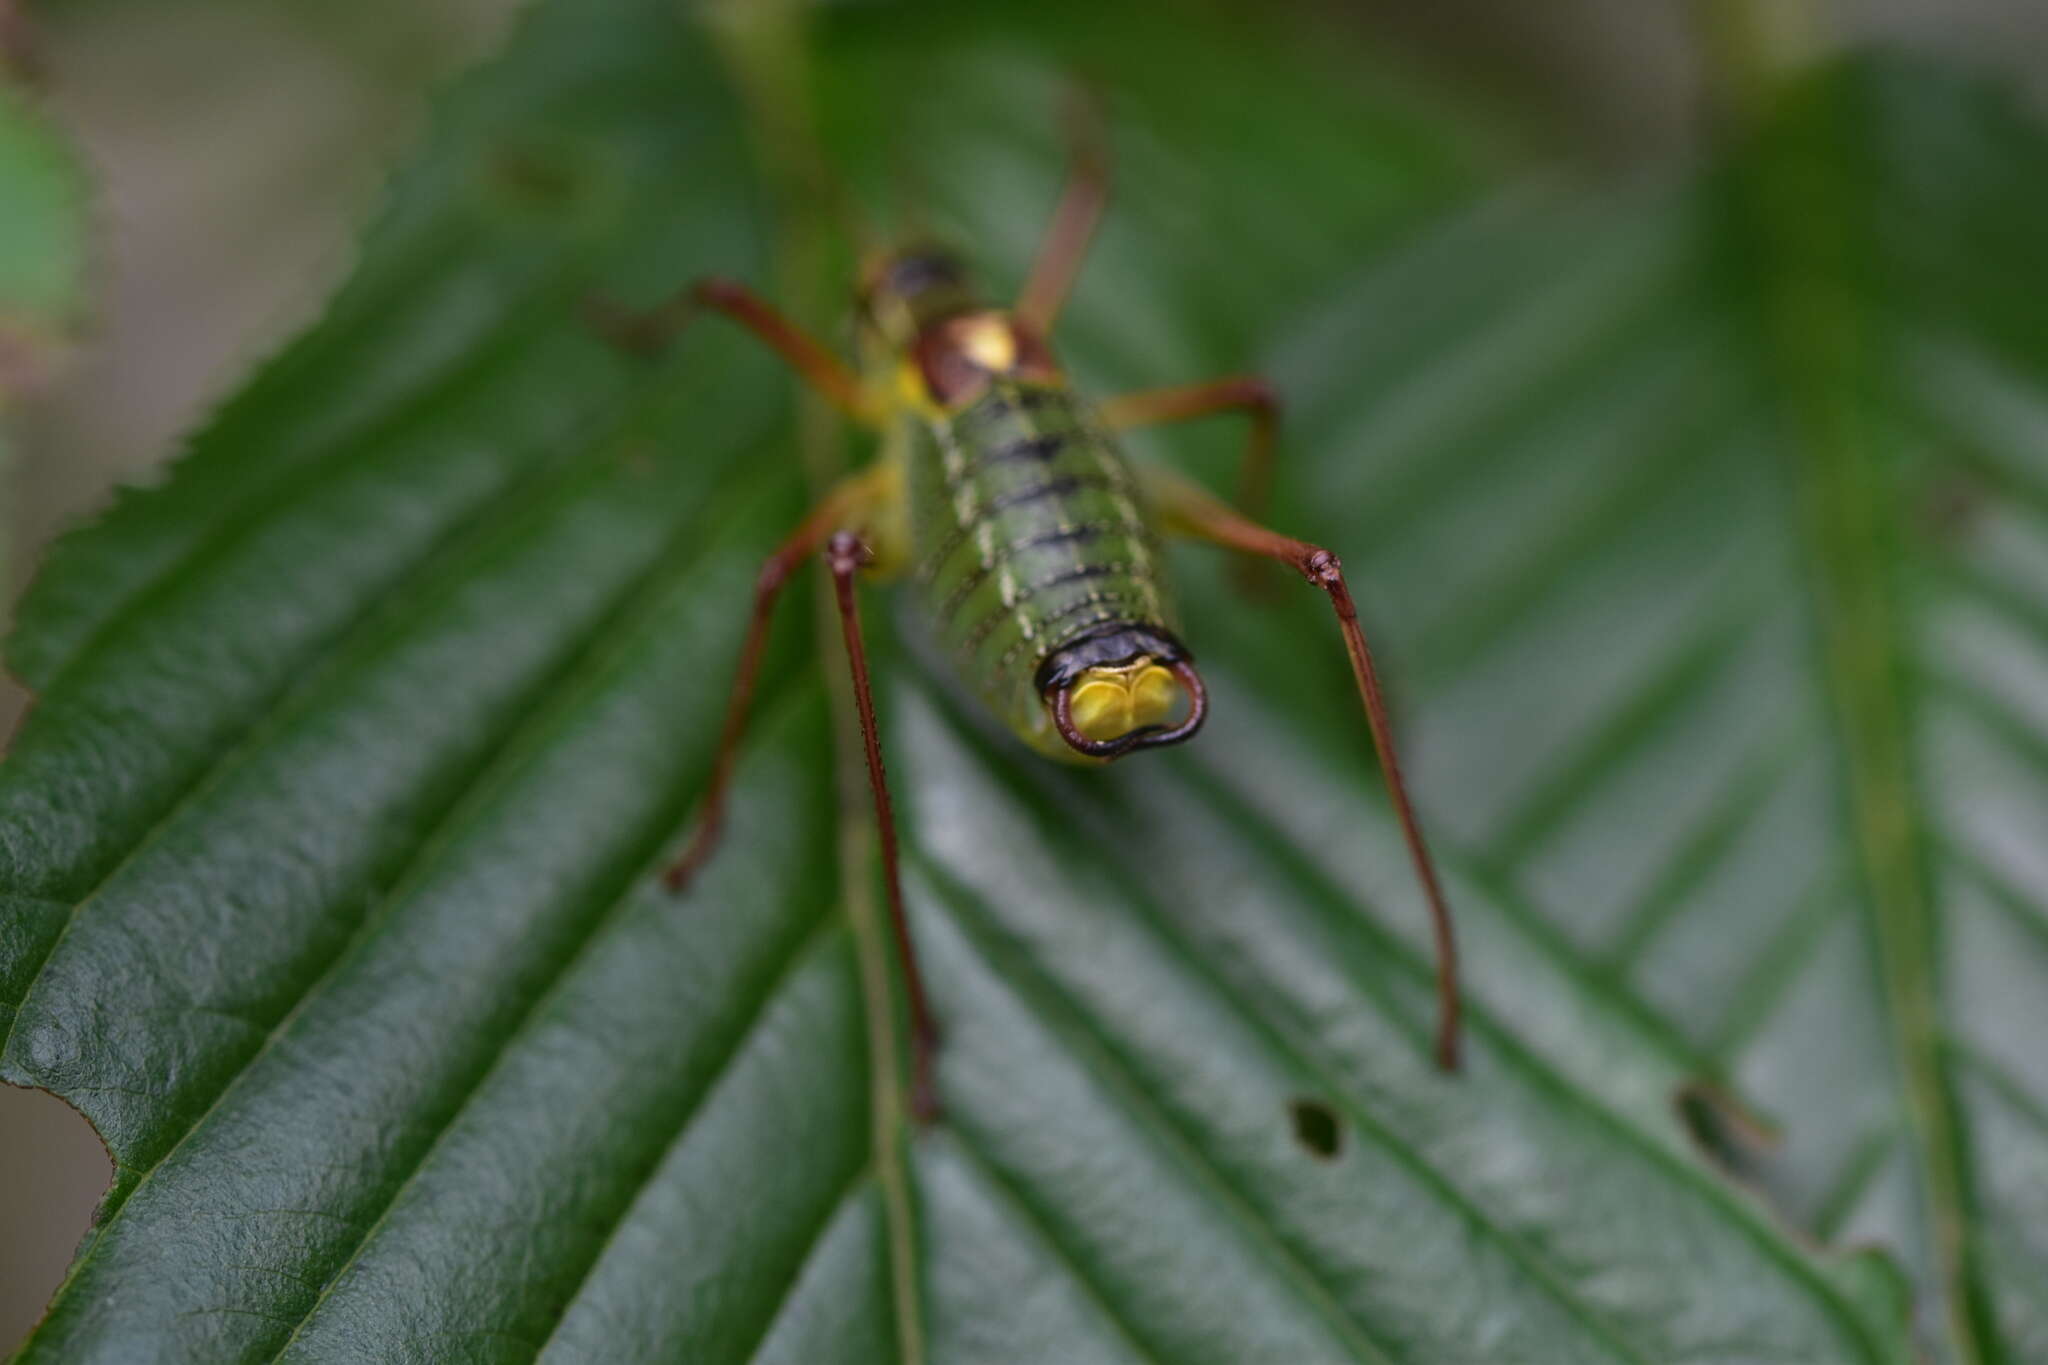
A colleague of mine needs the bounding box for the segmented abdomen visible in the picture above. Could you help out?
[911,380,1171,697]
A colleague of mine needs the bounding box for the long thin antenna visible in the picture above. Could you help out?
[1014,88,1112,336]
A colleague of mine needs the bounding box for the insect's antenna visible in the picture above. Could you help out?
[821,156,880,264]
[1014,84,1112,337]
[887,135,937,249]
[773,133,876,270]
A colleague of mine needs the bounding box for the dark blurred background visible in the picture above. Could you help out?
[3,0,2045,1350]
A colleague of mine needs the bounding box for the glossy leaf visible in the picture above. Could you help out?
[1208,59,2048,1362]
[4,0,2041,1360]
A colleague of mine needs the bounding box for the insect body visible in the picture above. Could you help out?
[904,309,1199,761]
[599,126,1460,1121]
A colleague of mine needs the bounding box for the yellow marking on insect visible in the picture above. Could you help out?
[1084,420,1164,618]
[1067,660,1183,741]
[932,415,1027,645]
[954,312,1018,372]
[894,360,945,418]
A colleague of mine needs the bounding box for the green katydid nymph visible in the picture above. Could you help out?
[593,125,1462,1122]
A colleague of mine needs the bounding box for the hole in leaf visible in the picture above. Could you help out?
[1673,1080,1779,1182]
[0,1083,114,1353]
[1288,1096,1342,1160]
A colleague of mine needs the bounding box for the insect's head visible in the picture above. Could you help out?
[857,245,976,351]
[1035,624,1207,760]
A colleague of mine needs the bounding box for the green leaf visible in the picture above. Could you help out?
[1239,59,2048,1362]
[6,0,2041,1360]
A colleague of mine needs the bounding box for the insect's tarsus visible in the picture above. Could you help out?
[599,95,1465,1125]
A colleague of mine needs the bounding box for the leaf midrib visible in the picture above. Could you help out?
[1739,73,2003,1364]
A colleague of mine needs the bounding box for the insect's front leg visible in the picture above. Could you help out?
[584,276,876,422]
[1140,462,1464,1074]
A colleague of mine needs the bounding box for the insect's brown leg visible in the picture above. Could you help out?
[665,482,871,894]
[1099,375,1282,535]
[1145,467,1463,1073]
[584,277,872,422]
[825,530,941,1123]
[1014,94,1111,337]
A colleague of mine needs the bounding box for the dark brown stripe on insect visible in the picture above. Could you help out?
[918,473,1139,578]
[945,561,1133,636]
[961,585,1150,656]
[959,385,1055,432]
[923,518,1126,599]
[942,433,1066,494]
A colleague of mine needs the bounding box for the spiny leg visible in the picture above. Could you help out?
[1099,374,1282,538]
[825,531,941,1123]
[1145,467,1463,1072]
[1013,92,1111,337]
[584,276,873,422]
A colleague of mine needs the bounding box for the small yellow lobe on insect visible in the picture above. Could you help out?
[954,312,1018,372]
[1067,661,1184,741]
[895,360,944,417]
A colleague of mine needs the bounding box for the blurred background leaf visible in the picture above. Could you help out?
[5,0,2048,1361]
[0,77,86,394]
[0,27,92,1356]
[0,34,89,627]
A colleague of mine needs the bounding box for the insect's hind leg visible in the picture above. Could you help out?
[825,531,941,1123]
[1099,375,1282,535]
[584,276,874,423]
[1141,464,1463,1074]
[664,475,939,1121]
[665,469,887,893]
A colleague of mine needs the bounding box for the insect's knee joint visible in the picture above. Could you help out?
[825,530,873,574]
